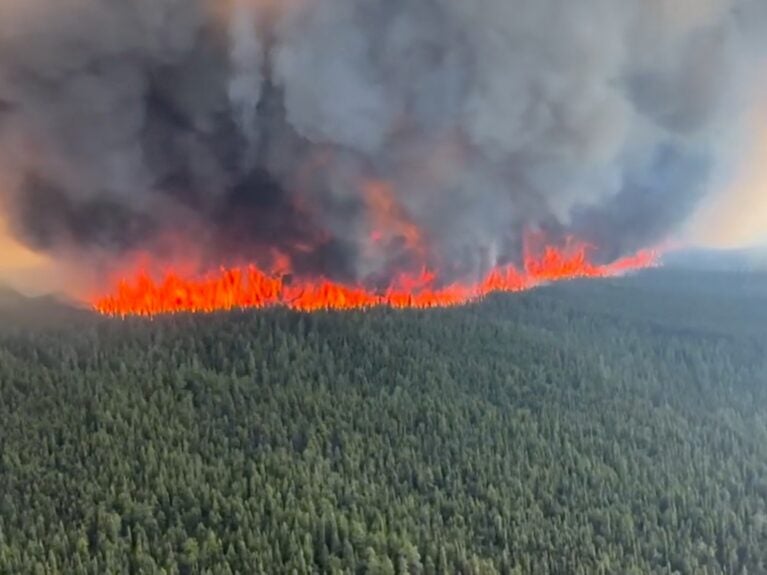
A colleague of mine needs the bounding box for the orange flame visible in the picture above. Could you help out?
[363,180,426,256]
[91,243,659,317]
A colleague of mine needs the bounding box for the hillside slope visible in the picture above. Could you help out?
[0,286,86,329]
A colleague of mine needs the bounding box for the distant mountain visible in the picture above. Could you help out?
[662,246,767,271]
[0,286,89,329]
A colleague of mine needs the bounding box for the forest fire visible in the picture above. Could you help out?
[92,243,659,317]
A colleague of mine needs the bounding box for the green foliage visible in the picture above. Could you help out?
[1,270,767,574]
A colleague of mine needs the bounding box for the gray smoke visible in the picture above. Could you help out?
[0,0,765,282]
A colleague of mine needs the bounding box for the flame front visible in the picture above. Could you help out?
[91,244,659,317]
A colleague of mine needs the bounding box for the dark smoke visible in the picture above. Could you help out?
[0,0,765,282]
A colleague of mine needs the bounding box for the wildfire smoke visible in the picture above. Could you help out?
[0,0,765,299]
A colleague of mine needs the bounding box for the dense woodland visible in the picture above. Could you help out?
[1,269,767,574]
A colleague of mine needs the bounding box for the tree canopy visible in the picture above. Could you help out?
[1,269,766,574]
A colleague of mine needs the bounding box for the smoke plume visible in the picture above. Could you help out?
[0,0,765,283]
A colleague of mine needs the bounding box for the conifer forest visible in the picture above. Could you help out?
[2,269,767,574]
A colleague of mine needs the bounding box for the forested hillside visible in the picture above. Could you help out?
[1,269,767,574]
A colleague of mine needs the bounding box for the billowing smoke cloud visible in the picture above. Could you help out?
[0,0,765,283]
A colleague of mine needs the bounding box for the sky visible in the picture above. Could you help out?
[0,216,51,293]
[688,100,767,249]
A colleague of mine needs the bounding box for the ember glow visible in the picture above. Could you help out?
[92,243,658,317]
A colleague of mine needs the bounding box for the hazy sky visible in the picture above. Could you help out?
[0,215,53,293]
[688,99,767,249]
